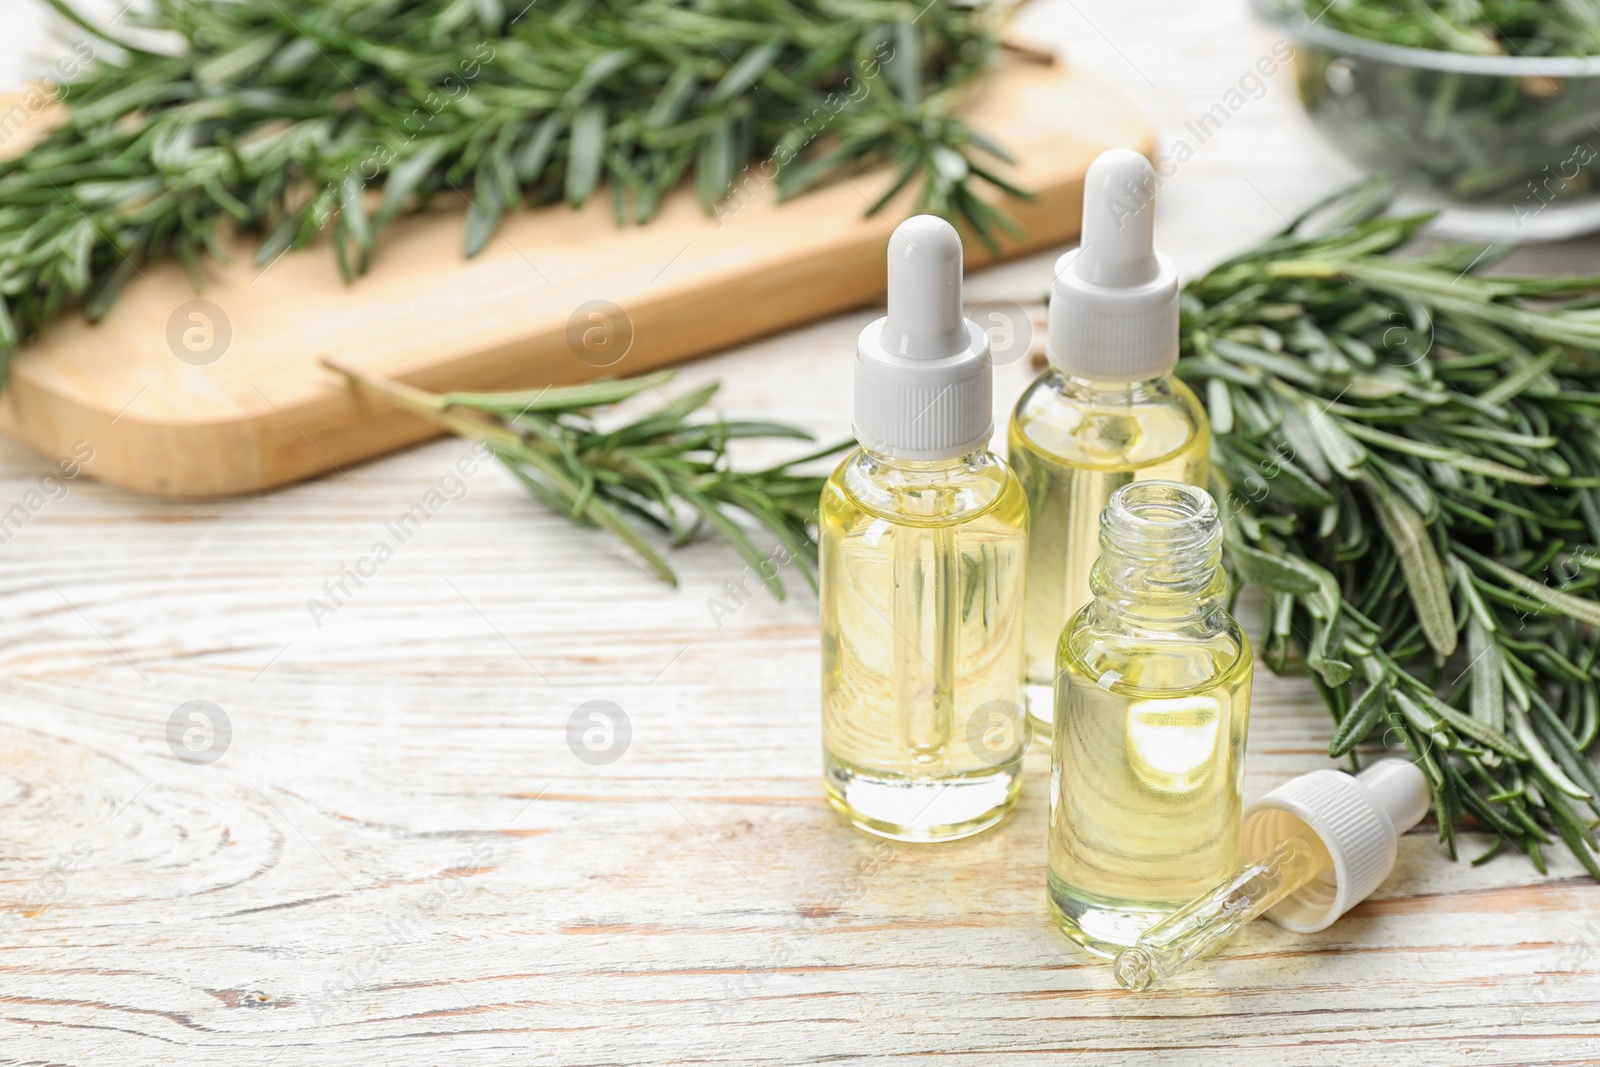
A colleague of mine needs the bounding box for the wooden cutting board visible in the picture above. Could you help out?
[0,56,1149,497]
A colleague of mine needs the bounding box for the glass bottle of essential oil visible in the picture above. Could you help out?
[821,215,1029,843]
[1010,149,1208,729]
[1048,480,1251,957]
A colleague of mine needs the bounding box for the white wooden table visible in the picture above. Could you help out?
[2,2,1598,1064]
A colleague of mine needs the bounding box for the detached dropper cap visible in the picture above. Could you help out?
[1241,759,1431,934]
[854,215,992,461]
[1047,148,1179,382]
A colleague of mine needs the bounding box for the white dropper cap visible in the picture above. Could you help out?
[1047,148,1179,382]
[854,215,992,461]
[1240,759,1432,934]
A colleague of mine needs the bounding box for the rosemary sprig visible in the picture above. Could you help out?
[1179,185,1600,877]
[325,360,849,596]
[0,0,1020,382]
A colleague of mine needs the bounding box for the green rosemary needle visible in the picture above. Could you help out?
[1177,185,1600,877]
[325,360,849,596]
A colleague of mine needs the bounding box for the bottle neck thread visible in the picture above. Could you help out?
[860,446,984,477]
[1089,481,1228,624]
[1051,370,1173,400]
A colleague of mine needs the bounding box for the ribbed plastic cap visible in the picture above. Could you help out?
[854,215,992,461]
[1047,148,1179,382]
[1241,759,1430,933]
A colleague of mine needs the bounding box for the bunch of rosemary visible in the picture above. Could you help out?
[326,361,847,596]
[1,0,1019,378]
[1179,187,1600,876]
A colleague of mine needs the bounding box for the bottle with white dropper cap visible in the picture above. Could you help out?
[820,215,1030,842]
[1008,148,1210,732]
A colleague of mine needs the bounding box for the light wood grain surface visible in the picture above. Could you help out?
[2,2,1598,1065]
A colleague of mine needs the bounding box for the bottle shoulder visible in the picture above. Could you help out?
[1056,607,1251,697]
[1009,370,1209,472]
[821,448,1027,532]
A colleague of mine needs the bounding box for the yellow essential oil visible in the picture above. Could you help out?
[820,214,1029,842]
[1011,147,1209,730]
[820,451,1028,839]
[1048,480,1251,957]
[1010,374,1207,721]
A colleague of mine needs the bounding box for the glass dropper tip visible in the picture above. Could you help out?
[1104,833,1323,992]
[1112,946,1156,992]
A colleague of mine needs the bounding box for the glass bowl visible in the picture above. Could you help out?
[1253,0,1600,241]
